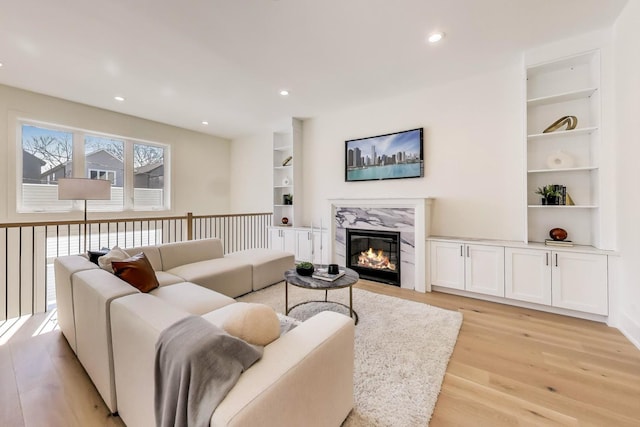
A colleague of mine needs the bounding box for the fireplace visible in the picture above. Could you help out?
[346,228,401,286]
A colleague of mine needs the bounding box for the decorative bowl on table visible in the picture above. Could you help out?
[295,262,315,276]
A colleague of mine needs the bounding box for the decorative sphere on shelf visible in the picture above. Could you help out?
[549,228,568,241]
[281,217,289,225]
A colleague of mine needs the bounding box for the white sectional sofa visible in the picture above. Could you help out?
[54,238,355,427]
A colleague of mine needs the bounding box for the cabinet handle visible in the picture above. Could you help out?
[466,246,470,258]
[555,253,558,267]
[545,253,549,266]
[460,245,463,257]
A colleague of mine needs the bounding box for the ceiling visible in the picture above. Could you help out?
[0,0,629,139]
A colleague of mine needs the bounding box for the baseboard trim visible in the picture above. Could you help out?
[431,286,608,323]
[618,311,640,350]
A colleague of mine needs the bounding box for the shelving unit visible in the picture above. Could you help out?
[525,50,601,247]
[272,118,302,227]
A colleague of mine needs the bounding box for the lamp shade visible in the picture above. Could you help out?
[58,178,111,200]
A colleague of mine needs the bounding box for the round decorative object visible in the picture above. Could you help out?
[296,265,315,276]
[281,217,289,225]
[282,177,290,186]
[549,228,568,241]
[546,150,574,169]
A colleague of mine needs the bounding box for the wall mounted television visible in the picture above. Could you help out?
[345,128,424,182]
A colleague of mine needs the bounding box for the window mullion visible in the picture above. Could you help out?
[124,140,134,210]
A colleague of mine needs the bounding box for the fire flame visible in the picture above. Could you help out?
[358,248,396,270]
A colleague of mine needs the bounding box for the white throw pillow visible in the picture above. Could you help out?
[223,303,280,347]
[98,246,131,273]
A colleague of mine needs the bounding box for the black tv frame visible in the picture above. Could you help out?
[344,128,424,182]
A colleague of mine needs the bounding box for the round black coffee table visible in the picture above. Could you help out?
[284,266,359,324]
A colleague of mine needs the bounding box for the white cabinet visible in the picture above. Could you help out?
[271,227,329,263]
[295,229,329,264]
[506,248,608,314]
[269,228,295,254]
[525,51,602,247]
[430,241,465,290]
[311,231,329,265]
[295,229,313,262]
[432,239,609,317]
[505,247,552,305]
[465,244,505,297]
[429,241,504,296]
[551,251,608,315]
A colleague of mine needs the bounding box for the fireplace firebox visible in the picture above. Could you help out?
[346,228,400,286]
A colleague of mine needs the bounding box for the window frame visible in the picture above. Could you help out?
[88,169,117,185]
[17,118,170,214]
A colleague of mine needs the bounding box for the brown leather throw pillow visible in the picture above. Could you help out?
[112,252,159,293]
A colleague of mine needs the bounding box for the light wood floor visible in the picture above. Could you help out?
[1,281,639,427]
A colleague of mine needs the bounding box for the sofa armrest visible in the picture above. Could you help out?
[54,255,99,353]
[212,311,355,427]
[73,269,139,412]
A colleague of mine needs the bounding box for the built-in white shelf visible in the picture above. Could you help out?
[528,166,598,173]
[274,145,292,151]
[274,185,293,189]
[273,204,294,207]
[273,165,293,170]
[528,127,598,140]
[527,87,598,107]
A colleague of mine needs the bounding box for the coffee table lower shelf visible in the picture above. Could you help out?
[284,267,360,325]
[286,297,359,325]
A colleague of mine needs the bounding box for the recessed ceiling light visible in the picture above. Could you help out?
[201,121,209,125]
[279,90,289,96]
[0,62,3,68]
[114,96,125,102]
[428,32,445,43]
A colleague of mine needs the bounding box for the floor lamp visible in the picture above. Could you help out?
[58,178,111,252]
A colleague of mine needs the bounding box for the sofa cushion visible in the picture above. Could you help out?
[155,271,184,287]
[98,246,130,273]
[112,253,159,293]
[167,257,252,298]
[226,248,295,291]
[149,282,235,315]
[158,238,224,271]
[222,303,280,346]
[124,245,163,271]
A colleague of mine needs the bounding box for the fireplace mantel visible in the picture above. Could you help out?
[328,198,433,292]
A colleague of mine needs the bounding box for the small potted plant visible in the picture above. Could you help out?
[296,261,315,276]
[535,185,562,205]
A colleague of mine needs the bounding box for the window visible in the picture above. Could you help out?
[19,121,169,213]
[88,169,116,184]
[85,135,124,210]
[21,124,73,211]
[134,143,165,209]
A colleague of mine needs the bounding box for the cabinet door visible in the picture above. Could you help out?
[312,231,329,265]
[295,230,313,262]
[429,241,465,290]
[282,229,296,255]
[551,252,608,315]
[465,244,505,297]
[505,248,551,305]
[269,229,284,250]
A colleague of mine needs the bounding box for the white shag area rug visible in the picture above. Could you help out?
[238,283,463,426]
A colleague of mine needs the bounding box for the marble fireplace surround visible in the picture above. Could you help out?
[328,198,433,292]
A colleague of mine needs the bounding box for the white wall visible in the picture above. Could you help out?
[0,84,231,222]
[613,0,640,347]
[301,64,525,240]
[229,132,272,213]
